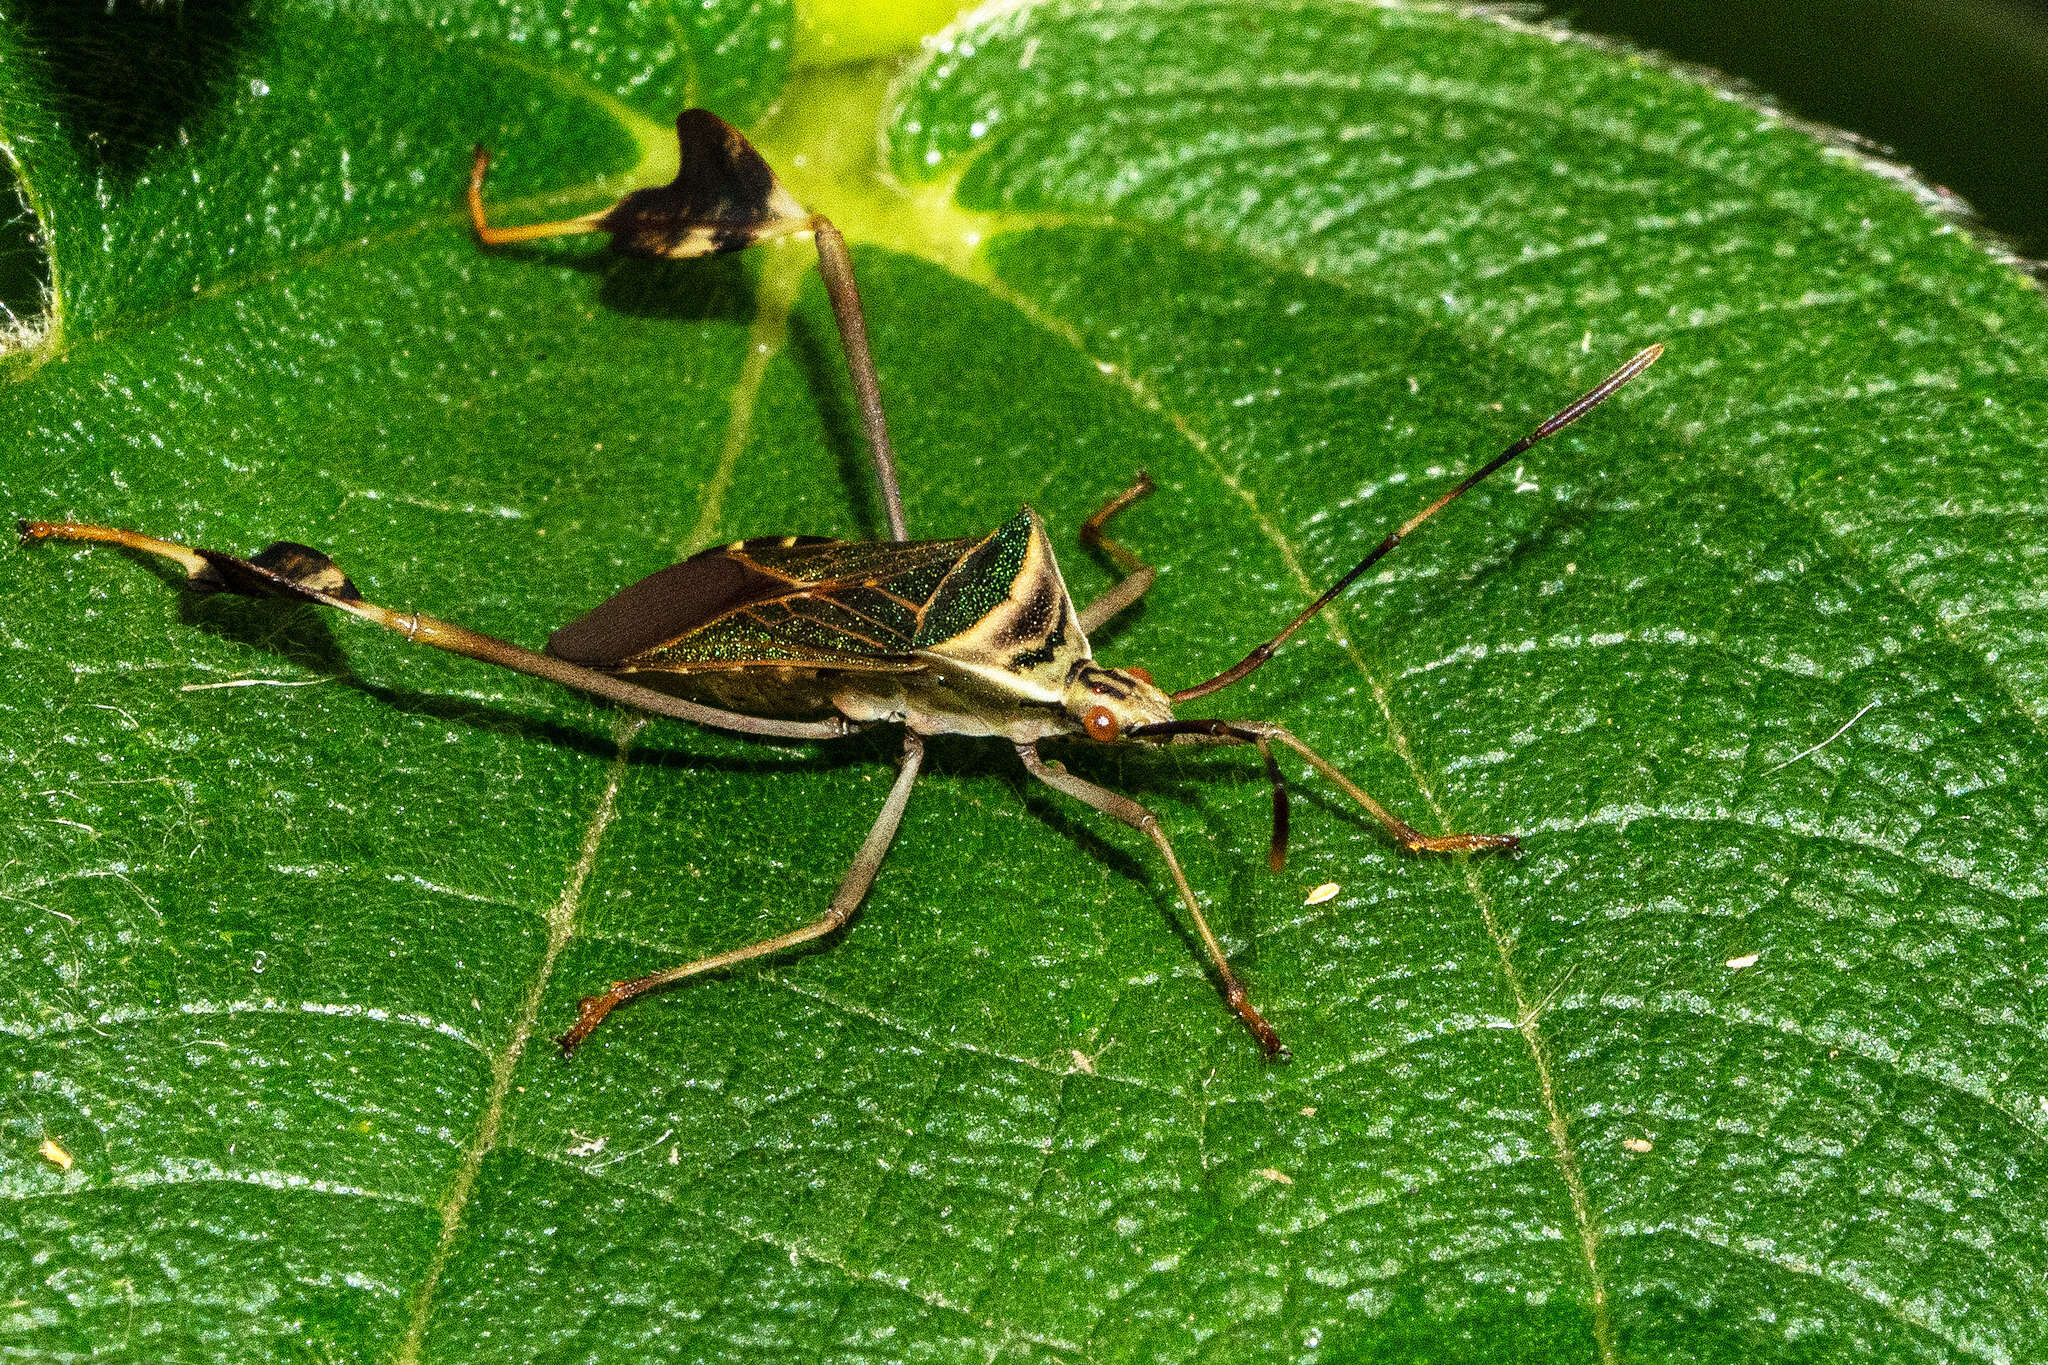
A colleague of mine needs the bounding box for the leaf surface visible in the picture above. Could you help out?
[3,1,2047,1361]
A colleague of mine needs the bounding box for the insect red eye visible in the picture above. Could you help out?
[1084,705,1120,742]
[1126,666,1152,685]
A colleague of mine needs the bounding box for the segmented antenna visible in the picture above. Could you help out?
[1171,344,1663,703]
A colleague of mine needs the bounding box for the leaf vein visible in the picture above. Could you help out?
[974,266,1620,1363]
[502,1139,1085,1358]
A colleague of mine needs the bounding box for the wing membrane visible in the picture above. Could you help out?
[547,534,976,674]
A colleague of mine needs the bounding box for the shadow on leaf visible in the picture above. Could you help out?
[9,0,259,180]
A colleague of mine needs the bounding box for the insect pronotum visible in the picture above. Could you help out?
[23,110,1661,1060]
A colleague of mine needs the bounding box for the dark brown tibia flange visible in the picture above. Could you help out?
[467,109,907,542]
[598,110,809,258]
[464,110,805,257]
[16,522,854,742]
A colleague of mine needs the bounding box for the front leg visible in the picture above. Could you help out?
[1076,472,1159,635]
[1018,741,1288,1060]
[1233,721,1518,855]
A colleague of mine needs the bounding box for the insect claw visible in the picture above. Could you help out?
[557,993,617,1058]
[1224,982,1288,1059]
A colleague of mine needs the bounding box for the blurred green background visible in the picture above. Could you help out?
[1566,0,2048,257]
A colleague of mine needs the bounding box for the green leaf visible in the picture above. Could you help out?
[5,1,2047,1361]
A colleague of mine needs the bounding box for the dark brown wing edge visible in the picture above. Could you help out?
[547,547,791,666]
[549,534,990,671]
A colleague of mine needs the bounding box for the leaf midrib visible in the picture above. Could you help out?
[393,714,640,1365]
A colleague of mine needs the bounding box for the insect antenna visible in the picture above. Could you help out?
[1170,344,1663,703]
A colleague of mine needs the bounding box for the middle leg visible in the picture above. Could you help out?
[558,730,927,1055]
[1077,472,1160,635]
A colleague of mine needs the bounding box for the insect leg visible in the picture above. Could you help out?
[809,217,908,543]
[1239,721,1519,855]
[558,730,925,1054]
[1077,471,1159,635]
[19,521,852,741]
[1017,742,1288,1060]
[469,114,907,542]
[466,146,610,245]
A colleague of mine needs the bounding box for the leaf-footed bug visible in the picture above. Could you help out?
[24,110,1660,1059]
